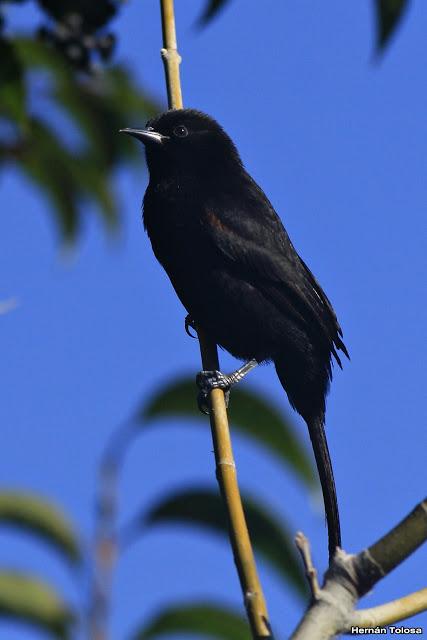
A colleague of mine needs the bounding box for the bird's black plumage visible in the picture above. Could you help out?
[124,109,349,559]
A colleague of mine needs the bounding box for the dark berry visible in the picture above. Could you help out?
[97,33,115,61]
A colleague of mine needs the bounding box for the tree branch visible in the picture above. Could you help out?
[354,499,427,596]
[291,499,427,639]
[158,1,271,636]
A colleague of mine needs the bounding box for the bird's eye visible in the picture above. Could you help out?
[173,125,188,138]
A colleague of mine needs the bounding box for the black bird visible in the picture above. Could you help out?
[121,109,349,560]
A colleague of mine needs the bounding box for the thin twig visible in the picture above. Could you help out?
[88,421,137,640]
[159,1,271,636]
[351,587,427,629]
[88,461,119,640]
[295,532,321,600]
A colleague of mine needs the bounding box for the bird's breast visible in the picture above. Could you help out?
[143,188,215,273]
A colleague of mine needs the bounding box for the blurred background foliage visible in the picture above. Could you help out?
[0,0,159,241]
[0,0,412,637]
[0,381,315,638]
[0,0,409,242]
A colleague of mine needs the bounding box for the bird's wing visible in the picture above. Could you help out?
[202,186,348,363]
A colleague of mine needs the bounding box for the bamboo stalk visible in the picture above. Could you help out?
[160,0,183,109]
[199,333,271,638]
[159,1,271,636]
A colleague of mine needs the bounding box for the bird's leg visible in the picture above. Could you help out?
[184,314,198,339]
[196,359,258,415]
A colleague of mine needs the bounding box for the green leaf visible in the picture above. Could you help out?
[141,378,315,487]
[9,38,160,242]
[374,0,410,51]
[14,39,158,169]
[14,37,70,79]
[139,487,307,597]
[18,118,81,239]
[15,116,121,239]
[0,491,82,566]
[67,155,118,228]
[132,602,249,640]
[0,571,73,639]
[0,39,27,126]
[53,66,159,170]
[198,0,231,26]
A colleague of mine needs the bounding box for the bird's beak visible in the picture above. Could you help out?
[119,127,168,145]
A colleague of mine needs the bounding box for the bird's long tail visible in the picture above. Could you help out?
[307,414,341,561]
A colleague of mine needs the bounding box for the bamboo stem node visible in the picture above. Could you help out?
[217,459,236,468]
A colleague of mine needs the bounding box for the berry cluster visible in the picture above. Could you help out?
[36,1,119,72]
[38,15,115,72]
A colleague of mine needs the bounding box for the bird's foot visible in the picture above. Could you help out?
[195,359,258,415]
[196,370,232,415]
[185,314,198,339]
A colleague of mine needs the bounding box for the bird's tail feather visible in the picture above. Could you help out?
[306,414,341,561]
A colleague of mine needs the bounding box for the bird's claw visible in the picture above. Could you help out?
[185,315,198,339]
[196,370,231,415]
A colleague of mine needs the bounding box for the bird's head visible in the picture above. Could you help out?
[120,108,242,180]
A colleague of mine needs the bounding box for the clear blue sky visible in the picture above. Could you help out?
[1,1,426,638]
